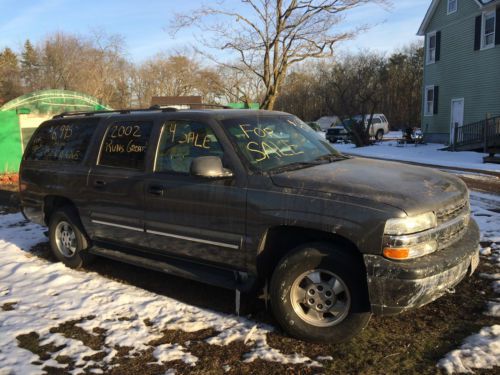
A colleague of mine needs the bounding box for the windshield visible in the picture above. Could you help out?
[221,114,342,172]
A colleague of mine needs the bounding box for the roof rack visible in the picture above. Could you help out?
[149,103,231,110]
[52,102,232,119]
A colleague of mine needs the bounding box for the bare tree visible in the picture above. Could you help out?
[214,65,265,105]
[172,0,389,109]
[328,53,386,146]
[130,53,224,107]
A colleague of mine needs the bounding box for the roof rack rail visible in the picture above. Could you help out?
[52,103,232,119]
[149,103,231,110]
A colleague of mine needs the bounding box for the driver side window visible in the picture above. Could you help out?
[155,120,224,174]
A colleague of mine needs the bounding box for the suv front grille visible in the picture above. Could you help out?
[435,197,470,248]
[436,198,469,224]
[436,214,469,249]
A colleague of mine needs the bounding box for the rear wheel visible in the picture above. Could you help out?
[49,207,94,268]
[270,243,371,343]
[375,129,384,141]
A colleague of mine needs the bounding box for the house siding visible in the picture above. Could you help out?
[422,0,500,144]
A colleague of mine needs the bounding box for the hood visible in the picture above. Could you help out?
[271,158,468,216]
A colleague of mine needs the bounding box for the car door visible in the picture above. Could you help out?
[142,118,247,270]
[84,117,156,248]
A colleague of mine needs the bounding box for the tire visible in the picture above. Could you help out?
[375,129,384,141]
[270,243,371,343]
[48,206,94,269]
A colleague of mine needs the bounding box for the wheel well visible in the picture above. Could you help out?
[257,226,370,309]
[43,196,77,224]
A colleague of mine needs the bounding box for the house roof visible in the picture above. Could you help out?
[417,0,500,36]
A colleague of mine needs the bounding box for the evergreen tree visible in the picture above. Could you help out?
[21,40,41,91]
[0,47,22,101]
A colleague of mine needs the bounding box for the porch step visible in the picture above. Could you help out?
[483,155,500,164]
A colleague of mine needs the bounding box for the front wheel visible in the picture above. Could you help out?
[49,207,94,269]
[375,129,384,141]
[270,243,371,343]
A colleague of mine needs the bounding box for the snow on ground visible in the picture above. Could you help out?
[0,213,320,375]
[438,192,500,373]
[333,142,500,173]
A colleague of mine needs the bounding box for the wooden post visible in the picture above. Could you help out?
[484,113,490,153]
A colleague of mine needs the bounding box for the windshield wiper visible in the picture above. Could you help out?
[268,161,320,174]
[313,154,349,163]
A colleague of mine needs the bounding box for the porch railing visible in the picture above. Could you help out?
[453,116,500,152]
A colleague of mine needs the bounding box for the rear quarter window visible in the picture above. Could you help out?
[98,121,153,170]
[25,119,99,162]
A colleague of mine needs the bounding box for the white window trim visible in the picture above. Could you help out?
[424,85,435,117]
[426,31,437,65]
[447,0,458,15]
[481,10,496,51]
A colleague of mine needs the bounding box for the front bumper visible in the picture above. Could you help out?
[364,218,480,316]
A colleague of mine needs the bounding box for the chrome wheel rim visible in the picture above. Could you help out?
[54,221,77,257]
[290,269,351,327]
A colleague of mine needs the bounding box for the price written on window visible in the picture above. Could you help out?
[168,122,211,149]
[239,124,304,162]
[104,124,148,154]
[30,124,82,161]
[49,124,73,141]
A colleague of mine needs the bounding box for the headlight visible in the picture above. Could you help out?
[383,212,438,260]
[384,212,437,236]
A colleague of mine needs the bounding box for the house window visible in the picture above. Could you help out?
[447,0,457,15]
[482,11,496,49]
[424,86,435,116]
[426,32,437,64]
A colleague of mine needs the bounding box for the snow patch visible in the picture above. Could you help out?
[0,213,321,374]
[334,142,500,173]
[152,344,198,366]
[437,326,500,373]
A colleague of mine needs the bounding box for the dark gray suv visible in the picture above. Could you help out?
[19,108,480,343]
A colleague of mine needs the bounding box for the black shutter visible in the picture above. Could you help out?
[496,8,500,45]
[474,15,482,50]
[433,86,439,115]
[436,31,441,61]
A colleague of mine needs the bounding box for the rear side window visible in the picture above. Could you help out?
[25,119,99,162]
[99,121,153,170]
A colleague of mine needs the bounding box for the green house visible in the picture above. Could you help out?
[418,0,500,146]
[0,90,111,173]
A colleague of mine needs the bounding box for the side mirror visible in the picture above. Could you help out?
[190,156,233,179]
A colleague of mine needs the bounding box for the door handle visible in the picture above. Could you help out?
[148,185,165,196]
[93,180,107,188]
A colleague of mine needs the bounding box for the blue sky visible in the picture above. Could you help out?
[0,0,430,62]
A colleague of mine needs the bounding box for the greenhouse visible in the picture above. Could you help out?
[0,90,111,172]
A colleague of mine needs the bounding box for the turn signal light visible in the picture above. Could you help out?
[383,247,410,260]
